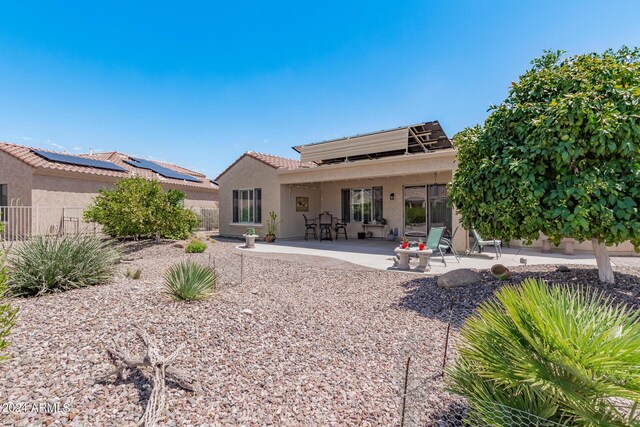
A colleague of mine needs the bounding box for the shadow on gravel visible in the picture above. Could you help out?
[107,370,151,416]
[399,265,640,329]
[116,239,172,256]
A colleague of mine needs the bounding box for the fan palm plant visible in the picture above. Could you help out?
[163,260,216,301]
[447,278,640,426]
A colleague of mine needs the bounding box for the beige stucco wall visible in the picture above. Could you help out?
[217,156,282,237]
[0,151,34,206]
[508,236,639,256]
[30,171,218,235]
[279,183,322,238]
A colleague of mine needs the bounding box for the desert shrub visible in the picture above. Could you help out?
[163,260,216,301]
[83,177,198,240]
[125,267,142,280]
[0,251,18,361]
[447,278,640,426]
[7,235,121,296]
[185,239,207,253]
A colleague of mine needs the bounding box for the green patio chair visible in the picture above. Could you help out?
[470,228,502,259]
[439,226,461,263]
[425,226,448,266]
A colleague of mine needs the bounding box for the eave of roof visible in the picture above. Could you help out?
[277,148,458,176]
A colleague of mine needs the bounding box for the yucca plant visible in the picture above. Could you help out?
[185,239,207,254]
[447,278,640,426]
[7,235,121,296]
[163,260,216,301]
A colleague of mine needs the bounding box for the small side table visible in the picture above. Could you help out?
[394,247,433,272]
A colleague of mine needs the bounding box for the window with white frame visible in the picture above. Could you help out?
[232,188,262,223]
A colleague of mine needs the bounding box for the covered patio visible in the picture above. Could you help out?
[238,238,610,273]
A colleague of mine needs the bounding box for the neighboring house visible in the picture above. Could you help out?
[0,142,218,236]
[216,121,637,255]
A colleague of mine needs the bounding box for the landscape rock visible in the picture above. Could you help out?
[240,308,253,315]
[1,239,637,426]
[557,265,571,272]
[437,268,482,289]
[172,241,187,248]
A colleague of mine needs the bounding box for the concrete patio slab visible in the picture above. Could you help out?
[236,238,636,274]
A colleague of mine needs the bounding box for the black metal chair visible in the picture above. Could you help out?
[319,213,333,241]
[303,214,317,240]
[334,218,348,240]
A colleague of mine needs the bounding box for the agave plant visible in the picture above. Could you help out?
[163,260,216,301]
[447,278,640,426]
[7,235,120,296]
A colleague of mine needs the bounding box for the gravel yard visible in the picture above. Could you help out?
[1,238,639,426]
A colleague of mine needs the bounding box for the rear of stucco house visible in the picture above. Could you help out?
[216,121,637,256]
[0,142,218,237]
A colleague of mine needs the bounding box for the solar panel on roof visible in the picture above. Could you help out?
[123,157,202,182]
[32,149,128,172]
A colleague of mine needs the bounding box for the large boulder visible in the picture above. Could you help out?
[437,269,482,289]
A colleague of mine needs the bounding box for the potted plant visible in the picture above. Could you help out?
[265,211,281,243]
[401,235,410,249]
[418,238,425,251]
[243,227,258,248]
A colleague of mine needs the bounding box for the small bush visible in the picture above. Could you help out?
[163,260,216,301]
[185,239,207,253]
[0,251,18,361]
[83,177,198,240]
[125,267,142,280]
[446,278,640,426]
[7,235,121,296]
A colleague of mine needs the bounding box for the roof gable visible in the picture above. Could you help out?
[215,151,316,181]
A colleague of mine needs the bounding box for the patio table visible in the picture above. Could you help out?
[394,247,433,272]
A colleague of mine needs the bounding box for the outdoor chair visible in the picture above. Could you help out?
[319,213,333,241]
[303,214,317,240]
[470,228,502,259]
[425,226,448,266]
[438,225,460,263]
[334,218,348,240]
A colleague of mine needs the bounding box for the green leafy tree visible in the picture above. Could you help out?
[84,177,198,240]
[449,47,640,283]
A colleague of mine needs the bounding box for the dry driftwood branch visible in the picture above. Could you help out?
[96,329,201,426]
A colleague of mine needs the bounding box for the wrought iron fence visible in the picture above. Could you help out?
[0,206,99,241]
[190,206,219,232]
[0,205,219,241]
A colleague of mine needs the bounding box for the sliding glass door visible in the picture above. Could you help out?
[403,184,452,237]
[404,186,427,237]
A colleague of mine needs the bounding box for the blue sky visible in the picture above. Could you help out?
[1,1,639,178]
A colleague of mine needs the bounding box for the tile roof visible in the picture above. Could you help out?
[0,142,218,191]
[215,151,316,181]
